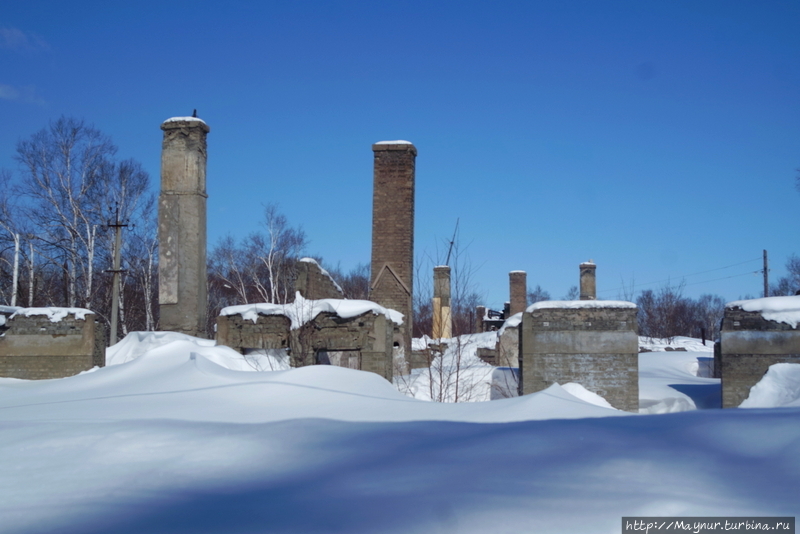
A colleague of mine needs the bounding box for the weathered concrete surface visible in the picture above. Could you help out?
[370,142,416,362]
[496,325,519,368]
[295,258,344,300]
[432,266,452,339]
[0,311,106,379]
[216,308,394,381]
[159,117,209,337]
[719,305,800,408]
[520,305,638,412]
[509,271,527,316]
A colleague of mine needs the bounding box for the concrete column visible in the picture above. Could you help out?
[432,265,452,339]
[476,306,486,333]
[509,270,527,316]
[369,141,416,357]
[580,261,596,300]
[158,117,210,337]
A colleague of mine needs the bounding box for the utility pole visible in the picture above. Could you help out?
[107,204,128,346]
[763,249,769,298]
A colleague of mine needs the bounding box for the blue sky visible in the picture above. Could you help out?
[2,0,799,309]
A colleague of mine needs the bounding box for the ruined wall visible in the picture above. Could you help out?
[719,307,800,408]
[216,309,394,381]
[520,305,639,412]
[496,325,519,368]
[370,142,416,361]
[295,258,344,300]
[0,312,106,379]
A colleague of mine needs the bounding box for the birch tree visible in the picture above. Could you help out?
[15,117,115,308]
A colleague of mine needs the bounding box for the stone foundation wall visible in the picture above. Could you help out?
[719,306,800,408]
[520,306,638,412]
[0,312,106,379]
[216,309,394,381]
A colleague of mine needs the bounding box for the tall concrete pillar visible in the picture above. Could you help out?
[158,117,210,337]
[580,261,596,300]
[509,270,527,316]
[369,141,416,356]
[432,265,452,339]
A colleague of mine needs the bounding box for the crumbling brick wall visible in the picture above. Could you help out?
[719,306,800,408]
[295,259,344,300]
[519,306,639,412]
[0,312,106,379]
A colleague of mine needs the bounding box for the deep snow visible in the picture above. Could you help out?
[0,333,798,534]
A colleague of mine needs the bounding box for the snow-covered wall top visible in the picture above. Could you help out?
[220,292,403,329]
[498,312,523,336]
[726,295,800,329]
[10,307,94,323]
[0,305,22,315]
[527,300,636,312]
[374,140,413,145]
[163,116,208,125]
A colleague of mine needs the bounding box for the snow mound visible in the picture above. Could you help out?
[639,336,713,353]
[10,307,94,322]
[740,363,800,408]
[561,383,615,409]
[497,312,522,336]
[527,299,635,312]
[107,331,286,372]
[726,295,800,328]
[221,292,403,328]
[107,331,217,365]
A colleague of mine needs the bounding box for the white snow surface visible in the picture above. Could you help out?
[10,307,94,322]
[561,382,615,408]
[374,139,413,145]
[527,299,636,311]
[638,351,720,413]
[220,292,403,328]
[105,331,286,372]
[497,312,522,336]
[163,116,208,125]
[639,335,714,353]
[740,363,800,408]
[726,295,800,328]
[0,334,798,533]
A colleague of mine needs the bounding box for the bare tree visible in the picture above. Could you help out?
[15,116,117,308]
[5,117,154,336]
[527,285,550,304]
[770,255,800,296]
[0,169,22,306]
[562,285,579,300]
[325,262,370,300]
[207,205,308,335]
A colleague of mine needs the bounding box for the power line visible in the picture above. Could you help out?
[597,257,762,295]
